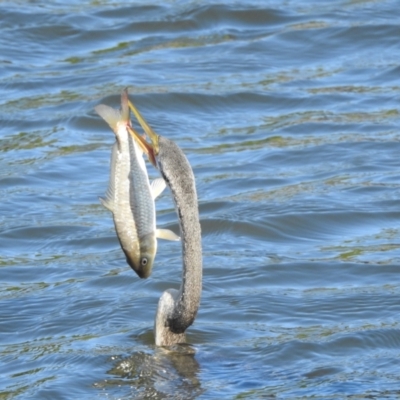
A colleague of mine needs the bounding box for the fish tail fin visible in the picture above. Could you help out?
[95,104,123,133]
[94,88,130,132]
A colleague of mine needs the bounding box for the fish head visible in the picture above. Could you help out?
[126,233,157,279]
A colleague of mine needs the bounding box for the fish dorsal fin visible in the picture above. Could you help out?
[95,104,122,133]
[156,229,180,241]
[150,178,166,200]
[99,142,118,212]
[99,196,113,212]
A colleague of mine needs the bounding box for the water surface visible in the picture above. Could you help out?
[1,0,400,398]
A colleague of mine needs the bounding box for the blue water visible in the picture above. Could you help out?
[1,1,400,398]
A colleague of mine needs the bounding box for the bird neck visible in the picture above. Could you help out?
[176,176,202,327]
[157,137,202,339]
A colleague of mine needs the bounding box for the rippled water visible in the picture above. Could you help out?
[1,0,400,398]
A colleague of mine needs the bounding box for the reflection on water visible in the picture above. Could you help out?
[100,346,202,399]
[1,0,400,398]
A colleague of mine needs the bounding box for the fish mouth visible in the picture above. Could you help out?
[125,97,159,168]
[135,266,152,279]
[125,256,152,279]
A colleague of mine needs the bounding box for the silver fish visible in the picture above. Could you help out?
[95,89,179,278]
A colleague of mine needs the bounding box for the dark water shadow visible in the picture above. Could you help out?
[96,335,203,399]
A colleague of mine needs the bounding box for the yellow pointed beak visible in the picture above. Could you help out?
[126,125,157,168]
[129,97,160,144]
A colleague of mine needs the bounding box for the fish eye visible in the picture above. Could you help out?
[141,258,148,266]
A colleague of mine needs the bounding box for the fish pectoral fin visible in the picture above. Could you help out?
[99,196,114,212]
[156,229,180,241]
[150,178,166,200]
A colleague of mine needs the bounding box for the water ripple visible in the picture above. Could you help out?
[1,0,400,398]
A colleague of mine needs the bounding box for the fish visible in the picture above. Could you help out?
[95,89,179,279]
